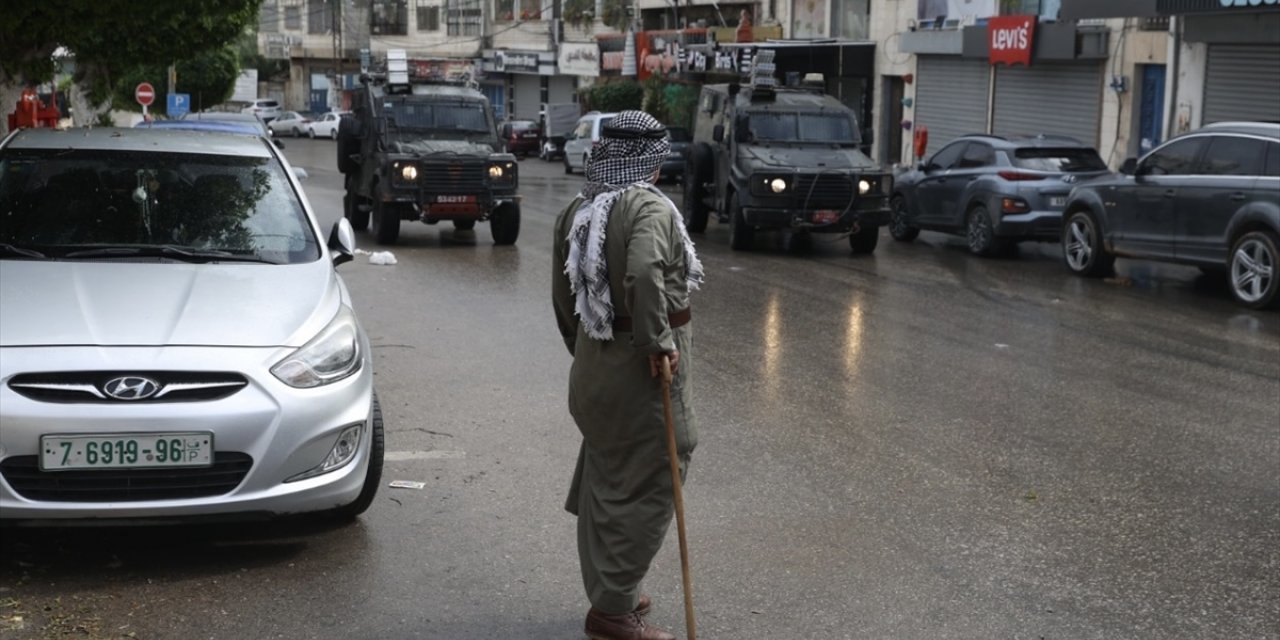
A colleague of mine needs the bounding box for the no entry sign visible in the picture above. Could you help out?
[135,82,156,107]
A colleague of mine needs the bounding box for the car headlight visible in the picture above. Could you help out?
[769,178,788,193]
[489,164,504,179]
[271,306,363,388]
[488,162,516,183]
[400,164,419,181]
[859,179,872,194]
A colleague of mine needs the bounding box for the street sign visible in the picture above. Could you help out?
[167,93,190,117]
[135,83,156,107]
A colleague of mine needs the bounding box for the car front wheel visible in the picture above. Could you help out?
[325,392,385,521]
[889,196,919,242]
[1229,230,1280,309]
[1062,210,1114,277]
[728,192,754,251]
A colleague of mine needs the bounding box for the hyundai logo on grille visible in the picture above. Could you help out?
[102,376,162,400]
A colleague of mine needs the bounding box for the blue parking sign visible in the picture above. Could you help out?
[167,93,190,117]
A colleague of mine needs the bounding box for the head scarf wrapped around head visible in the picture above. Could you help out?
[565,110,705,341]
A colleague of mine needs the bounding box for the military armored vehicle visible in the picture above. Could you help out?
[338,51,520,246]
[683,72,892,253]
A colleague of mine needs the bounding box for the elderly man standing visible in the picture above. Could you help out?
[551,110,705,640]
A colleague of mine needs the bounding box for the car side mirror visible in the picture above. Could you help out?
[712,124,724,143]
[273,139,286,150]
[1120,157,1138,175]
[329,219,356,267]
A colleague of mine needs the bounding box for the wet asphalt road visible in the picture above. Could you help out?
[2,138,1277,640]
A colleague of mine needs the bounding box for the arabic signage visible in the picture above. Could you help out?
[682,44,757,77]
[988,15,1036,66]
[558,42,600,77]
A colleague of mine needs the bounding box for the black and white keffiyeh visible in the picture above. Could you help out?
[565,110,705,341]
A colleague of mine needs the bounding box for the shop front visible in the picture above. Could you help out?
[481,50,573,121]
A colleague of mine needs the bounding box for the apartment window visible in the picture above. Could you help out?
[447,0,482,33]
[417,0,441,30]
[284,0,303,29]
[308,0,334,33]
[495,0,515,20]
[520,0,543,20]
[260,0,280,32]
[371,0,410,35]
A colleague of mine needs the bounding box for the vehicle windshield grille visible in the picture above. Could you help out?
[0,453,253,502]
[792,175,856,207]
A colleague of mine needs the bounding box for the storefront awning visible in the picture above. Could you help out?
[1059,0,1159,19]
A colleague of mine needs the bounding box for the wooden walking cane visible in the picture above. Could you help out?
[660,356,697,640]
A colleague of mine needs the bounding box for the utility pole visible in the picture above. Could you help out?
[331,0,343,108]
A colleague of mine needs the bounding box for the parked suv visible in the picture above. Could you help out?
[890,134,1111,255]
[1061,122,1280,309]
[684,82,891,253]
[241,99,282,122]
[563,111,618,174]
[499,119,541,158]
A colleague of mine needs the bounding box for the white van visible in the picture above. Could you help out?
[562,111,618,175]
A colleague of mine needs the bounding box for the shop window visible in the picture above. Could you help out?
[998,0,1058,19]
[284,0,303,30]
[447,0,482,34]
[260,0,280,32]
[308,0,333,34]
[371,0,410,35]
[495,0,515,21]
[417,0,441,30]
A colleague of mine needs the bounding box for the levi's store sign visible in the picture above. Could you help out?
[988,15,1036,66]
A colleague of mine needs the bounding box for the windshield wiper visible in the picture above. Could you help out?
[62,245,278,264]
[0,243,48,259]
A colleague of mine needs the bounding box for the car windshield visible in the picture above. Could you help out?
[746,111,860,144]
[382,99,490,133]
[1013,148,1108,172]
[0,149,320,264]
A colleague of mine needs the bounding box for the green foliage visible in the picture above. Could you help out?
[563,0,595,28]
[2,1,262,94]
[114,44,240,115]
[640,76,699,130]
[580,81,644,113]
[601,0,629,31]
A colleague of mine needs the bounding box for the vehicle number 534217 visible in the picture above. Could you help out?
[40,433,213,471]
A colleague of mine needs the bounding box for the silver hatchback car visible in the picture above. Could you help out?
[0,127,383,524]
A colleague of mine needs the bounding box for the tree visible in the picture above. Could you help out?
[1,1,262,131]
[115,44,241,117]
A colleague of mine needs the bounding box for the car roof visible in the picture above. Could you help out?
[135,120,263,136]
[954,133,1092,149]
[1197,121,1280,139]
[2,127,274,158]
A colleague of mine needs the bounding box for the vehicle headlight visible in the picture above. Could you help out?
[400,164,419,181]
[769,177,788,193]
[489,164,505,179]
[271,306,363,388]
[859,179,872,194]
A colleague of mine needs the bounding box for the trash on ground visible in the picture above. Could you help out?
[368,251,398,265]
[388,480,426,490]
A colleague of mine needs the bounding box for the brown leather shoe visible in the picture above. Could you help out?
[634,594,652,617]
[584,608,675,640]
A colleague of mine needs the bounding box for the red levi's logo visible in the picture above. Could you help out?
[988,16,1036,67]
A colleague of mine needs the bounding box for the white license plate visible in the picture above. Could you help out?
[41,433,214,471]
[1049,196,1066,207]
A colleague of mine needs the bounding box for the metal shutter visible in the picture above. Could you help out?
[513,75,541,120]
[914,56,991,150]
[992,63,1103,147]
[1204,44,1280,125]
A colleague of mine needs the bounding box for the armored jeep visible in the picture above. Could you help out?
[338,72,520,246]
[683,82,892,253]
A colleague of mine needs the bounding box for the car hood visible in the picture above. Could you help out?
[0,260,342,348]
[389,139,497,156]
[741,145,877,172]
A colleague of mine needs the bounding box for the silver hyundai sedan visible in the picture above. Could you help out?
[0,127,383,524]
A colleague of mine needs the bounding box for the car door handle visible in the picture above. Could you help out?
[1229,192,1247,202]
[1163,189,1176,198]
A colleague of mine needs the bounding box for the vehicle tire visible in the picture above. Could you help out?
[370,187,401,246]
[683,145,711,233]
[889,195,919,242]
[343,188,370,231]
[336,117,362,174]
[453,219,476,231]
[966,205,1005,256]
[293,127,302,137]
[308,128,317,139]
[728,192,754,251]
[564,155,573,175]
[326,392,386,521]
[1228,230,1280,309]
[490,202,521,246]
[849,224,880,254]
[1062,209,1115,277]
[330,129,338,141]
